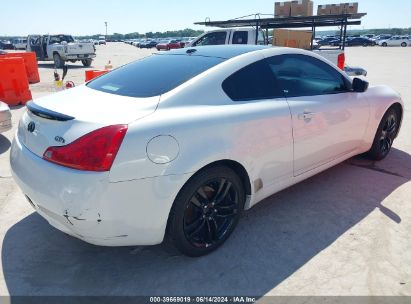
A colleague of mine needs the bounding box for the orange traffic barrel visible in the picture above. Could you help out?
[85,69,109,82]
[1,52,40,84]
[0,57,32,106]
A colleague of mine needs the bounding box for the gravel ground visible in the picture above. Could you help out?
[0,43,410,297]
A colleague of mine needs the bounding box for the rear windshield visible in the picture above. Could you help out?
[87,54,225,98]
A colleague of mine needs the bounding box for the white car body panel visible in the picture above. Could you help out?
[287,92,369,176]
[10,46,404,246]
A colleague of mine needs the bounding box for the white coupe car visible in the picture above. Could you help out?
[10,46,403,256]
[0,101,12,133]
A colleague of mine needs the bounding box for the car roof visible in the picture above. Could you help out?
[164,45,270,59]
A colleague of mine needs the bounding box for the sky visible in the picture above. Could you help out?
[1,0,410,36]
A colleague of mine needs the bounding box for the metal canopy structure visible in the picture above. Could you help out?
[195,13,367,50]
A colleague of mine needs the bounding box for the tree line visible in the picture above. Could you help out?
[80,28,205,40]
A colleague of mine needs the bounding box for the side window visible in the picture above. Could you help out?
[222,60,283,101]
[266,54,350,97]
[49,36,59,44]
[232,31,248,44]
[193,32,227,46]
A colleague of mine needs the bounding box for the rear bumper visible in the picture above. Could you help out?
[65,54,96,60]
[10,134,189,246]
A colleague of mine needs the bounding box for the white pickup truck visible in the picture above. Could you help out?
[27,34,96,68]
[187,28,365,76]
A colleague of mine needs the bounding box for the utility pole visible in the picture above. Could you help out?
[105,21,108,39]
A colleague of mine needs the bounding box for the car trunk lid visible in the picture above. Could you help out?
[18,85,159,159]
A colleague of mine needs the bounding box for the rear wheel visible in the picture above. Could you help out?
[81,59,92,67]
[53,53,64,68]
[168,166,245,257]
[366,108,399,161]
[401,42,407,47]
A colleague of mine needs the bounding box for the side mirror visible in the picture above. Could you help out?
[352,77,369,93]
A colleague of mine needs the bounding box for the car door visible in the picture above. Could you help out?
[391,37,400,46]
[265,54,369,176]
[221,58,294,189]
[28,36,44,59]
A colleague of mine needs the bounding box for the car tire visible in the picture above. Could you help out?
[401,42,407,47]
[81,59,92,67]
[382,42,388,47]
[53,53,64,68]
[168,165,245,257]
[366,108,399,161]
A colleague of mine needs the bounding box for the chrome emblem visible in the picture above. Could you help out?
[55,136,66,144]
[27,122,35,133]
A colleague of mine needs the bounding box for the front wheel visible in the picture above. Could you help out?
[168,166,245,257]
[382,42,388,47]
[53,53,64,68]
[366,108,399,161]
[81,59,92,67]
[401,42,407,47]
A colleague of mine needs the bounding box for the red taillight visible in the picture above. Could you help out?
[43,125,128,172]
[337,53,345,70]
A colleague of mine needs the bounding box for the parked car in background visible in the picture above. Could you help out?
[12,38,28,50]
[362,34,375,39]
[132,40,142,47]
[98,36,106,45]
[0,40,14,50]
[373,34,392,43]
[181,38,195,47]
[139,40,159,48]
[10,46,403,257]
[378,36,410,47]
[0,102,12,134]
[346,37,376,47]
[156,39,183,51]
[317,37,339,46]
[27,34,96,68]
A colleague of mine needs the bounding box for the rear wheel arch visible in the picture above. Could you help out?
[165,159,252,231]
[197,160,252,197]
[389,103,403,137]
[165,160,251,256]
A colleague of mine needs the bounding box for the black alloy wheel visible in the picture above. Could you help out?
[168,166,245,257]
[367,108,399,160]
[183,178,239,247]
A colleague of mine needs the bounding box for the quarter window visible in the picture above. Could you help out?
[222,60,283,101]
[265,54,350,97]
